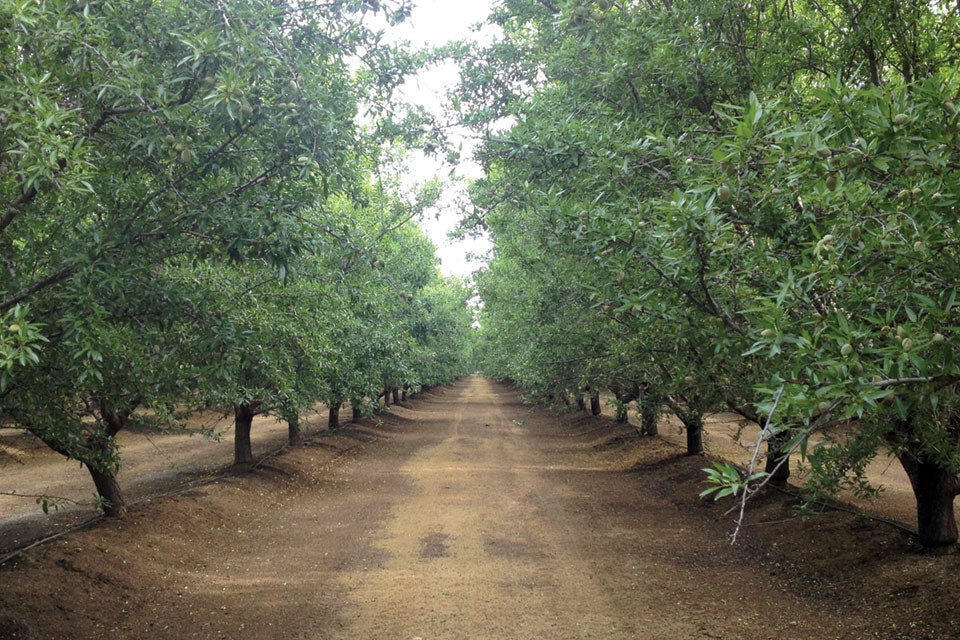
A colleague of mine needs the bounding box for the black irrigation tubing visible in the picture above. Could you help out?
[764,482,919,538]
[619,417,921,539]
[0,514,105,568]
[686,439,921,538]
[0,412,374,568]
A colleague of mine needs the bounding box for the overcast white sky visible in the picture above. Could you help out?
[384,0,497,280]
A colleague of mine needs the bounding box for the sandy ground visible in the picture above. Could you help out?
[595,396,954,529]
[2,375,958,639]
[0,405,344,550]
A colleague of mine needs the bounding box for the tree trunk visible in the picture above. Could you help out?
[382,387,391,407]
[288,414,302,446]
[764,430,791,483]
[401,387,408,402]
[576,395,586,411]
[686,417,704,455]
[86,464,126,517]
[615,404,628,422]
[234,404,255,466]
[350,398,363,422]
[392,387,400,404]
[614,392,628,423]
[590,391,602,416]
[898,451,959,548]
[640,396,659,436]
[329,402,341,429]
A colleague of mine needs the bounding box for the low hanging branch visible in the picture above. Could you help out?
[727,384,783,544]
[725,394,844,544]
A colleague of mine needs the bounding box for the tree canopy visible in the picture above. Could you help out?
[462,0,960,548]
[1,0,475,516]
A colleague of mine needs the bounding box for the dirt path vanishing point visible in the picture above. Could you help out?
[2,375,959,639]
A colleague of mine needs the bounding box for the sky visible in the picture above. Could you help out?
[382,0,498,280]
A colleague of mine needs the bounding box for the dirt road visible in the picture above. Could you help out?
[2,375,957,639]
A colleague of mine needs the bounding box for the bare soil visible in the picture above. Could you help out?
[0,405,342,551]
[597,395,958,529]
[1,376,959,639]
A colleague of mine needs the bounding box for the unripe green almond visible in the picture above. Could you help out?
[841,343,854,356]
[816,401,831,413]
[853,362,864,373]
[905,165,916,177]
[717,186,732,202]
[945,100,957,115]
[825,174,838,191]
[932,192,942,201]
[683,376,695,384]
[896,325,906,338]
[203,76,216,86]
[932,332,946,344]
[892,113,909,125]
[898,189,911,200]
[817,148,831,159]
[902,337,914,352]
[241,104,253,116]
[761,328,776,339]
[913,240,924,252]
[911,187,921,197]
[685,157,694,165]
[849,226,861,242]
[881,325,891,333]
[180,148,193,162]
[164,134,176,144]
[8,324,21,333]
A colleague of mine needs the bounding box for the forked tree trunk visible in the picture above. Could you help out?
[898,451,959,548]
[288,414,302,446]
[88,401,133,517]
[590,391,602,416]
[234,404,256,466]
[86,464,126,517]
[764,430,791,483]
[329,402,341,429]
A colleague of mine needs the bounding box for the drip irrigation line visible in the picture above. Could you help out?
[0,412,373,568]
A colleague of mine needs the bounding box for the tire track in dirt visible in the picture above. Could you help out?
[2,376,920,639]
[336,377,636,638]
[329,376,851,639]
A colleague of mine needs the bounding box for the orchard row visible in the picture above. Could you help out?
[0,1,474,515]
[462,0,960,548]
